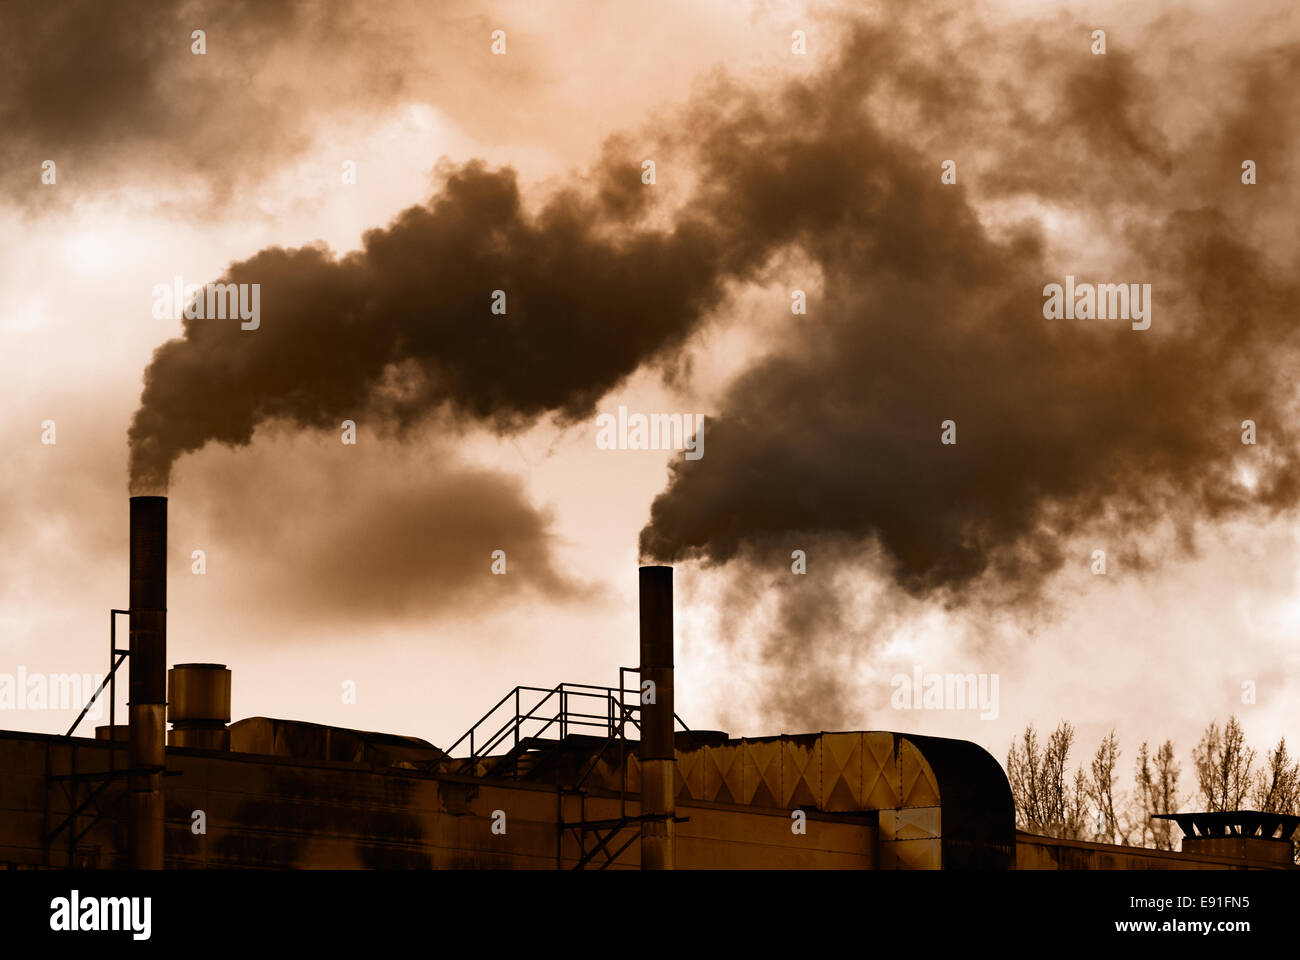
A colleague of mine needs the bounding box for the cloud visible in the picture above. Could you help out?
[100,0,1300,725]
[0,0,536,209]
[172,423,587,626]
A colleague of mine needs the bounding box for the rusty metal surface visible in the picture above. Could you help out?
[742,737,782,807]
[638,730,1014,868]
[677,733,914,812]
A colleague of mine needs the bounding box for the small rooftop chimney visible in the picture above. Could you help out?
[168,663,231,751]
[638,565,674,870]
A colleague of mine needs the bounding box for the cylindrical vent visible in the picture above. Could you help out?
[94,724,130,743]
[129,496,167,706]
[168,664,231,723]
[638,565,674,760]
[168,664,231,751]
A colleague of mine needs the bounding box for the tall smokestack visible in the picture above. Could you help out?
[128,496,166,869]
[638,565,675,870]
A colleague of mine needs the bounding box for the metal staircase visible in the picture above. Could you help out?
[42,609,131,867]
[443,668,690,868]
[44,607,179,868]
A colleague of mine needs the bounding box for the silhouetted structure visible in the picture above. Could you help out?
[0,499,1292,869]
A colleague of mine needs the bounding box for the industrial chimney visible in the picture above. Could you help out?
[128,496,167,869]
[638,565,675,870]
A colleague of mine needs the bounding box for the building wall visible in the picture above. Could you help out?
[1014,831,1292,870]
[0,731,874,870]
[4,730,1284,870]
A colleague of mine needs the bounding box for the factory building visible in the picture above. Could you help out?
[0,498,1294,870]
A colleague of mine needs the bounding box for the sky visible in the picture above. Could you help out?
[2,0,1298,809]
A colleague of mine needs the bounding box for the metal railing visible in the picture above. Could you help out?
[444,669,689,777]
[65,609,130,738]
[44,608,132,867]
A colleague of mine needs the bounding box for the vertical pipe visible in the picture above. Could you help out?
[128,496,167,869]
[638,565,675,869]
[109,612,114,733]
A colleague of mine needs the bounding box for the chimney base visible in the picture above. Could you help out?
[127,702,166,869]
[640,759,676,869]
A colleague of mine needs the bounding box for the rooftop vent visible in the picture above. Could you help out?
[1154,811,1300,866]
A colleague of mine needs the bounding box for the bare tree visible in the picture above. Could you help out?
[1133,739,1181,850]
[1132,741,1156,847]
[1193,716,1255,811]
[1007,724,1043,832]
[1089,730,1125,844]
[1152,740,1182,850]
[1065,765,1090,840]
[1008,721,1078,837]
[1041,722,1075,834]
[1252,737,1299,814]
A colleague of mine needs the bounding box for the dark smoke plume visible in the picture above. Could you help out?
[640,13,1300,602]
[128,160,736,491]
[127,2,1300,617]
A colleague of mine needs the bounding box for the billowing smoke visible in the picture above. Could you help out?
[126,1,1300,620]
[640,13,1300,605]
[128,158,738,491]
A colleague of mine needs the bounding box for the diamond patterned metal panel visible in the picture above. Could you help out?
[704,743,744,805]
[668,732,918,812]
[676,744,704,802]
[820,733,863,811]
[645,730,1013,868]
[898,737,940,808]
[880,806,940,841]
[743,738,783,808]
[781,736,821,809]
[862,732,902,809]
